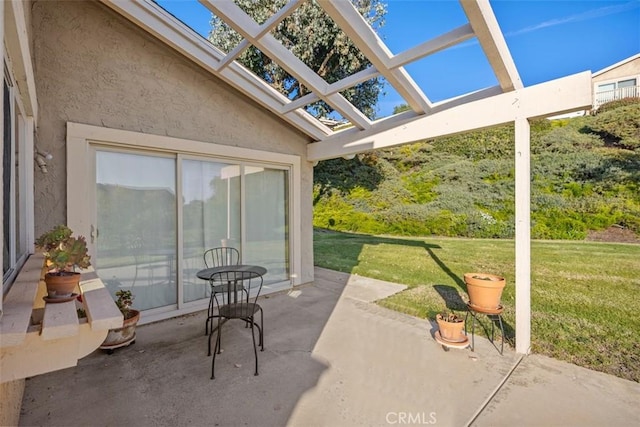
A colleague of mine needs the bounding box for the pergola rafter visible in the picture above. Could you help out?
[319,0,431,115]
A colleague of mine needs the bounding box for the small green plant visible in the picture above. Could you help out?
[35,225,91,274]
[115,290,135,319]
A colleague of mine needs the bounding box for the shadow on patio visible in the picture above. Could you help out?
[19,268,639,426]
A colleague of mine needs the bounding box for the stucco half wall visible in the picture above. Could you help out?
[31,0,314,285]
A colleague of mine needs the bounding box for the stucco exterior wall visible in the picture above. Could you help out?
[593,57,640,84]
[31,0,314,284]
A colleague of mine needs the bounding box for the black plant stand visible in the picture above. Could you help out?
[464,303,505,355]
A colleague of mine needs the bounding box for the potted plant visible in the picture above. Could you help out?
[464,272,506,311]
[35,225,91,301]
[100,290,140,353]
[436,310,466,343]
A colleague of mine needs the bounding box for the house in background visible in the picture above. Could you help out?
[593,53,640,109]
[548,53,640,120]
[1,1,591,424]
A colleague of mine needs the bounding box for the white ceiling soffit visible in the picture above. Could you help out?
[101,0,589,160]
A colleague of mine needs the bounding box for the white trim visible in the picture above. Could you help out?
[2,50,34,292]
[0,0,4,315]
[23,116,35,251]
[4,0,38,120]
[67,122,301,166]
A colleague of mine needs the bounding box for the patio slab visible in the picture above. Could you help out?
[19,268,640,426]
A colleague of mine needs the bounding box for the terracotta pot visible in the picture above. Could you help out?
[464,272,506,310]
[44,272,81,298]
[101,309,140,350]
[436,314,466,343]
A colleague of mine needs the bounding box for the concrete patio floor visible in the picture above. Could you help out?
[20,268,640,426]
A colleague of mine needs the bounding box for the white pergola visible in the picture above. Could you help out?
[102,0,593,354]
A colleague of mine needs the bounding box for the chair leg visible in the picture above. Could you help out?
[211,318,223,380]
[250,315,259,376]
[205,296,213,336]
[259,307,264,351]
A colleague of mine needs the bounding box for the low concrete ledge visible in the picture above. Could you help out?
[0,253,123,383]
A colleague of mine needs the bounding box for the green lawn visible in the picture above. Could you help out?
[313,229,640,382]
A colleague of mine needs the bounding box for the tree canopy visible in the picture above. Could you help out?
[209,0,387,120]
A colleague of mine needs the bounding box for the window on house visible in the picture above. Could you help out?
[2,65,29,294]
[596,78,638,106]
[0,63,32,311]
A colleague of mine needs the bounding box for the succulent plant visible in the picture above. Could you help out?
[36,225,91,274]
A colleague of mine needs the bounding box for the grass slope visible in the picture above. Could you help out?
[314,229,640,382]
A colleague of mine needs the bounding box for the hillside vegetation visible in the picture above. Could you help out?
[313,99,640,240]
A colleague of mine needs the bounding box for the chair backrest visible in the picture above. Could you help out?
[209,270,263,315]
[203,247,240,268]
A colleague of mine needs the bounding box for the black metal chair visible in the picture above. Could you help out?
[204,247,240,270]
[209,270,264,379]
[203,247,241,337]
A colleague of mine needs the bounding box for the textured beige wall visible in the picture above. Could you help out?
[31,0,314,284]
[593,57,640,84]
[0,379,25,426]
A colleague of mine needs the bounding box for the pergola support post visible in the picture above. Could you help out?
[514,117,531,354]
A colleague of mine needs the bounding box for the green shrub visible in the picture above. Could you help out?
[532,211,587,240]
[585,104,640,150]
[312,106,640,241]
[595,97,640,114]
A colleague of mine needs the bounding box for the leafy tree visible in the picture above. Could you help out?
[393,104,411,114]
[209,0,387,119]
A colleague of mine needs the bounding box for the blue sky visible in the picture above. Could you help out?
[158,0,640,119]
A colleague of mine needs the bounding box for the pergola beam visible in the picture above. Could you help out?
[307,71,592,161]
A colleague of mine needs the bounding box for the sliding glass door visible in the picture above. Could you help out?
[244,167,289,286]
[181,159,240,303]
[96,150,177,311]
[94,149,290,312]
